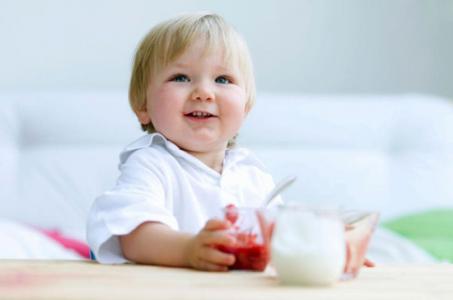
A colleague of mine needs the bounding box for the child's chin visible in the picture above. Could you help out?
[177,136,228,151]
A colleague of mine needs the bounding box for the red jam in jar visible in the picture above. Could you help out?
[219,204,270,271]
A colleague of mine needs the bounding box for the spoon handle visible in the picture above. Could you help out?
[264,175,297,208]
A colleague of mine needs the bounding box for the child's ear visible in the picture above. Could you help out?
[136,109,151,125]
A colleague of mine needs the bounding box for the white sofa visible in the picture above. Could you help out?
[1,91,452,261]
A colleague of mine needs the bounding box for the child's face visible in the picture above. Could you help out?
[137,40,249,153]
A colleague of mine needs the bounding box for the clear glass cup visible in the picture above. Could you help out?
[268,205,379,285]
[270,207,346,286]
[218,205,273,271]
[340,210,380,280]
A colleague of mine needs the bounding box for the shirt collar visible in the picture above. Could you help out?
[119,133,267,175]
[119,133,167,164]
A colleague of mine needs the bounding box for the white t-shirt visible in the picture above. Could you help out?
[87,133,278,264]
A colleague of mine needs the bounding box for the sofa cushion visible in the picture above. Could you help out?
[239,94,453,219]
[0,91,141,239]
[0,92,452,239]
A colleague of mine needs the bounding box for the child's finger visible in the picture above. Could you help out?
[201,247,235,266]
[203,218,230,231]
[364,258,375,267]
[202,231,235,247]
[196,259,229,272]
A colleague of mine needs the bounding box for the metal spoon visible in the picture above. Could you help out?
[263,175,297,208]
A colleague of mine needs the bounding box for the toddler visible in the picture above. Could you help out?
[87,12,280,271]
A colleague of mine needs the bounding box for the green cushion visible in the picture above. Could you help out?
[383,209,453,262]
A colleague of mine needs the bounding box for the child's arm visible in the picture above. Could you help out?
[119,219,236,271]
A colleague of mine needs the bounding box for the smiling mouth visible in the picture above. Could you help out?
[184,111,216,119]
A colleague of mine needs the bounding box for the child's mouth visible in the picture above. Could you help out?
[184,111,216,119]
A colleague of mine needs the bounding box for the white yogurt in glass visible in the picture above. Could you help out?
[271,208,345,286]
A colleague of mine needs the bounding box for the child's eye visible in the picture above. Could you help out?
[215,76,231,84]
[171,74,190,82]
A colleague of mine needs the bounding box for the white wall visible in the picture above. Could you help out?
[1,0,453,98]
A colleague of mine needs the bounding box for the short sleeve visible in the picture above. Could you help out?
[87,149,178,264]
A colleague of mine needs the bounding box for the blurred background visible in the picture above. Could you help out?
[1,0,453,97]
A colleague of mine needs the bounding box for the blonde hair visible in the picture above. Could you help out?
[129,12,256,145]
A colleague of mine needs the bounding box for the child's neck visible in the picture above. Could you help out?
[185,149,225,174]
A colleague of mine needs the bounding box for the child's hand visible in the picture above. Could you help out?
[185,219,236,272]
[343,238,376,276]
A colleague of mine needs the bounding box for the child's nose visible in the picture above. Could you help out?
[191,82,214,102]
